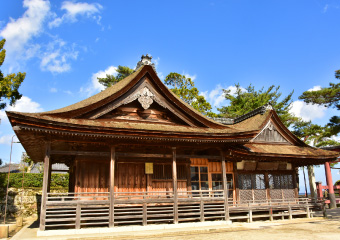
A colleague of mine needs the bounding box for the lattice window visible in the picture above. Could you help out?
[268,174,293,189]
[190,166,209,191]
[238,174,252,190]
[255,174,265,189]
[239,174,265,190]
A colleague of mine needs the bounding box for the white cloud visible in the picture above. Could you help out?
[0,96,43,124]
[40,38,78,73]
[49,1,102,28]
[0,0,50,58]
[323,4,329,13]
[63,90,72,95]
[308,85,321,92]
[153,57,160,67]
[0,134,14,145]
[50,87,57,92]
[203,85,247,109]
[80,66,117,96]
[184,73,196,81]
[290,100,327,121]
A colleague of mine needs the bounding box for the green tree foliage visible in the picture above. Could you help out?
[97,65,134,88]
[164,73,216,117]
[0,173,69,189]
[299,70,340,135]
[292,120,339,166]
[218,84,299,127]
[0,39,26,110]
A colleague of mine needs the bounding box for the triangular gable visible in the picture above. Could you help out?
[251,110,303,145]
[81,76,197,126]
[40,65,227,129]
[253,120,290,144]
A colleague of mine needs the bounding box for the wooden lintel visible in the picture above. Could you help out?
[51,150,109,157]
[50,150,221,160]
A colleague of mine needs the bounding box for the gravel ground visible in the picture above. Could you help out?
[11,208,340,240]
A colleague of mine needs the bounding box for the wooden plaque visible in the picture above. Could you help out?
[145,162,153,174]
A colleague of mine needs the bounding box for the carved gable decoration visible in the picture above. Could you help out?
[82,77,199,126]
[253,121,289,143]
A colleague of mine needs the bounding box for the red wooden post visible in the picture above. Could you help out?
[316,182,323,199]
[324,162,336,208]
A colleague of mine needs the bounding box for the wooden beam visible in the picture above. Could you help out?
[51,150,109,157]
[118,153,172,158]
[109,146,115,228]
[177,154,221,160]
[221,151,230,221]
[40,142,51,231]
[172,147,178,224]
[50,150,221,160]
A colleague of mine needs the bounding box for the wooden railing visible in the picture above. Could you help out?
[44,191,323,230]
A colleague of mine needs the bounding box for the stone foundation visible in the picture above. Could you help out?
[0,188,67,218]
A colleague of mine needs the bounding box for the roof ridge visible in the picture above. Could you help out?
[211,103,274,125]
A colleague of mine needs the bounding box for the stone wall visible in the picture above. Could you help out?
[0,188,67,218]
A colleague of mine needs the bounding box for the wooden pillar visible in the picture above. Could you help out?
[47,159,52,193]
[186,162,192,193]
[292,167,298,198]
[221,151,229,221]
[39,142,51,231]
[109,146,115,227]
[324,162,336,209]
[233,162,239,202]
[172,147,178,224]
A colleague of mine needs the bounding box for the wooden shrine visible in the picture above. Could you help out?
[6,55,339,230]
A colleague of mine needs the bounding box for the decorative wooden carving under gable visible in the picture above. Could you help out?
[254,121,289,143]
[80,77,199,126]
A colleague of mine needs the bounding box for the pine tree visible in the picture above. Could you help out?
[218,84,298,127]
[299,70,340,135]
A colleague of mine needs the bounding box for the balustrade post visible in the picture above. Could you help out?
[75,203,81,229]
[200,198,204,222]
[39,142,51,231]
[143,202,147,226]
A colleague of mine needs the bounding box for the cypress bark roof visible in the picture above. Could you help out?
[6,64,340,163]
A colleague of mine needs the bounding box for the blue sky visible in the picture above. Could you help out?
[0,0,339,191]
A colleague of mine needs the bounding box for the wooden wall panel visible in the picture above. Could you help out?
[75,159,110,195]
[190,158,208,165]
[116,163,146,194]
[226,162,233,172]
